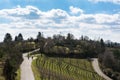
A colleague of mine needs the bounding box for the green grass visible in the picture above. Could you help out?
[32,59,41,80]
[32,54,105,80]
[0,68,5,80]
[15,68,21,80]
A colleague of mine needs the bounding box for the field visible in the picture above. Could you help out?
[32,54,104,80]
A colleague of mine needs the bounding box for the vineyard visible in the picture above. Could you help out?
[32,54,104,80]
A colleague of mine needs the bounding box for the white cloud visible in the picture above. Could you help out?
[94,13,120,24]
[0,5,120,42]
[69,6,84,15]
[88,0,120,5]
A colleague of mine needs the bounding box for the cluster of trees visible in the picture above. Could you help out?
[4,33,24,43]
[1,32,106,59]
[0,32,37,80]
[106,40,120,48]
[14,33,23,42]
[99,49,120,80]
[0,33,23,80]
[0,32,45,80]
[38,33,105,58]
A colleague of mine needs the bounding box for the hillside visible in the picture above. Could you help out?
[32,54,104,80]
[0,32,120,80]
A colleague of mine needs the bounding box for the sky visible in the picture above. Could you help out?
[0,0,120,42]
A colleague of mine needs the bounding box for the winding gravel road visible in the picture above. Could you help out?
[92,58,112,80]
[20,49,39,80]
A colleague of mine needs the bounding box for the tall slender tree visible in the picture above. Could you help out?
[100,38,105,52]
[14,36,18,41]
[37,32,42,41]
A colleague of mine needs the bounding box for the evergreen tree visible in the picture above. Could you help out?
[14,36,18,41]
[100,38,105,52]
[81,35,84,40]
[4,33,12,43]
[100,38,105,47]
[37,32,42,41]
[66,33,74,40]
[17,33,23,41]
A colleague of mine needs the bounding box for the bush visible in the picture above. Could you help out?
[103,68,113,77]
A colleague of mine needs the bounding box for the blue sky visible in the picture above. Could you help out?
[0,0,120,13]
[0,0,120,42]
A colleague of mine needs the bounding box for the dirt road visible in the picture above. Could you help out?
[92,58,112,80]
[20,49,39,80]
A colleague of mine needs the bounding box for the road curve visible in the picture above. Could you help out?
[20,49,40,80]
[92,58,112,80]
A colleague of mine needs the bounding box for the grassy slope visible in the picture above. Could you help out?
[15,68,21,80]
[32,54,104,80]
[0,68,5,80]
[32,59,41,80]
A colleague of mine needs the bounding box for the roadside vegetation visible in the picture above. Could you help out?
[0,33,37,80]
[0,64,5,80]
[99,48,120,80]
[15,68,21,80]
[32,58,41,80]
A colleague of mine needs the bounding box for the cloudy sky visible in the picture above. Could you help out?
[0,0,120,42]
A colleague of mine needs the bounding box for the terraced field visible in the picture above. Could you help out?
[32,54,104,80]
